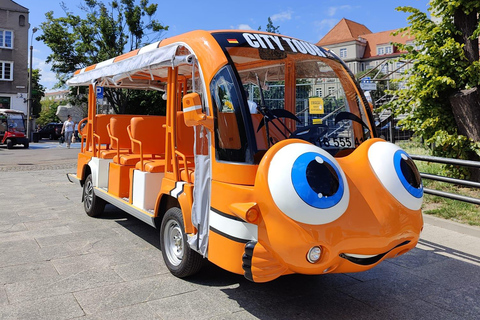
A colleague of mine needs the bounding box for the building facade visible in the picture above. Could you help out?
[317,18,414,81]
[0,0,29,113]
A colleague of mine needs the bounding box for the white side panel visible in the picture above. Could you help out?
[89,157,112,188]
[132,170,164,211]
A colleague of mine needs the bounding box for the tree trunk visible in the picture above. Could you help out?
[453,8,479,63]
[449,87,480,142]
[449,87,480,181]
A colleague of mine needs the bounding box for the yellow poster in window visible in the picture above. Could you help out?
[309,97,324,114]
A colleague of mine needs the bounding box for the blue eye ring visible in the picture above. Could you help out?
[393,150,423,199]
[291,152,345,209]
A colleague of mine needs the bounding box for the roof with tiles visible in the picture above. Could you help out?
[317,18,414,60]
[316,18,372,47]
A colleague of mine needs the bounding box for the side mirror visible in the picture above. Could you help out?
[183,93,212,129]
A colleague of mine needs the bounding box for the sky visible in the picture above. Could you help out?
[23,0,431,91]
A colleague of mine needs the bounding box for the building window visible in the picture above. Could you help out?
[0,61,14,80]
[328,86,335,95]
[315,87,322,97]
[0,30,13,49]
[19,15,26,26]
[0,97,11,109]
[396,62,405,73]
[339,48,347,58]
[377,44,393,56]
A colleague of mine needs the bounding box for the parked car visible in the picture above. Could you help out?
[38,123,63,140]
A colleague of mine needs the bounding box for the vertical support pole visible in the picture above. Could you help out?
[284,59,296,133]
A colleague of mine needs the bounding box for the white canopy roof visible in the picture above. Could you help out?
[67,43,194,87]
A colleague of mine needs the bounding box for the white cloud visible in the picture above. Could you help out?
[33,56,58,90]
[271,10,293,22]
[237,24,253,30]
[314,19,338,31]
[328,5,352,17]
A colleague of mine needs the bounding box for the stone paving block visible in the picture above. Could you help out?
[209,311,261,320]
[0,223,27,233]
[5,267,123,304]
[147,290,239,320]
[422,284,480,319]
[373,298,462,320]
[0,285,8,306]
[0,293,84,320]
[35,228,121,248]
[336,271,445,310]
[73,274,197,315]
[113,257,170,281]
[52,252,112,275]
[0,248,45,269]
[0,261,58,285]
[406,256,480,291]
[81,302,160,320]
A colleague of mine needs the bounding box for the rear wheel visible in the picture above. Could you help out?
[83,174,106,217]
[160,207,203,278]
[23,142,29,149]
[6,139,13,149]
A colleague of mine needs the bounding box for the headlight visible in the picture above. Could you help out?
[368,142,423,210]
[267,143,350,225]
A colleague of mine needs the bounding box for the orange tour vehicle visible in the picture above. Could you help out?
[66,30,424,282]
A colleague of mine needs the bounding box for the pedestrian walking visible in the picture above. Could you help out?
[61,115,75,148]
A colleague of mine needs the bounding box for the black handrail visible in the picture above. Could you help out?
[410,154,480,205]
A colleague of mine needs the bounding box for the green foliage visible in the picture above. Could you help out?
[387,1,480,178]
[38,0,169,114]
[37,98,60,125]
[31,69,45,117]
[258,17,280,34]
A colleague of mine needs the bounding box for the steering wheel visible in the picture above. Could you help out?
[290,124,329,145]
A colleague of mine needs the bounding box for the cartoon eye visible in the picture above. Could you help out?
[368,142,423,210]
[267,143,350,225]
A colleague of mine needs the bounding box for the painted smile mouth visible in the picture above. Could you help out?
[339,240,411,266]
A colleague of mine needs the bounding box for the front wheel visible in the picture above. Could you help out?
[83,174,106,217]
[160,207,203,278]
[6,139,13,149]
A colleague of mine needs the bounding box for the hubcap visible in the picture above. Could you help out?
[84,179,93,210]
[164,220,184,266]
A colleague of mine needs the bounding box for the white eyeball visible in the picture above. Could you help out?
[267,143,350,225]
[368,142,423,210]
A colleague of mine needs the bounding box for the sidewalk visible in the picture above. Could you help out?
[0,153,479,319]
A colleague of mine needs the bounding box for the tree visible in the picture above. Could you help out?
[31,69,45,118]
[38,0,168,114]
[258,17,280,34]
[37,98,61,126]
[389,1,480,179]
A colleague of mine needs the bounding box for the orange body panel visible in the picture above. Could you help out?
[108,162,132,198]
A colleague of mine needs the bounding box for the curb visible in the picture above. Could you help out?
[422,213,480,238]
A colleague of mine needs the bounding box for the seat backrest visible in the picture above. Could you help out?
[95,114,114,145]
[130,116,166,155]
[176,112,195,157]
[110,116,133,150]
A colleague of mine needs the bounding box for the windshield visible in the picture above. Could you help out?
[6,114,26,133]
[211,32,372,164]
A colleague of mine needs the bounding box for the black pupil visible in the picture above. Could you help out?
[306,160,339,197]
[400,157,421,188]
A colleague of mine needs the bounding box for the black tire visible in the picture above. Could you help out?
[160,207,203,278]
[49,133,54,140]
[83,174,106,217]
[23,142,29,149]
[6,139,13,149]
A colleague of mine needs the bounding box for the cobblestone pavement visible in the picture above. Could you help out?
[0,142,479,319]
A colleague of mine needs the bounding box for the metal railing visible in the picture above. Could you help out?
[410,154,480,205]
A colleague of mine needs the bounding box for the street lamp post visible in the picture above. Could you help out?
[27,27,38,141]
